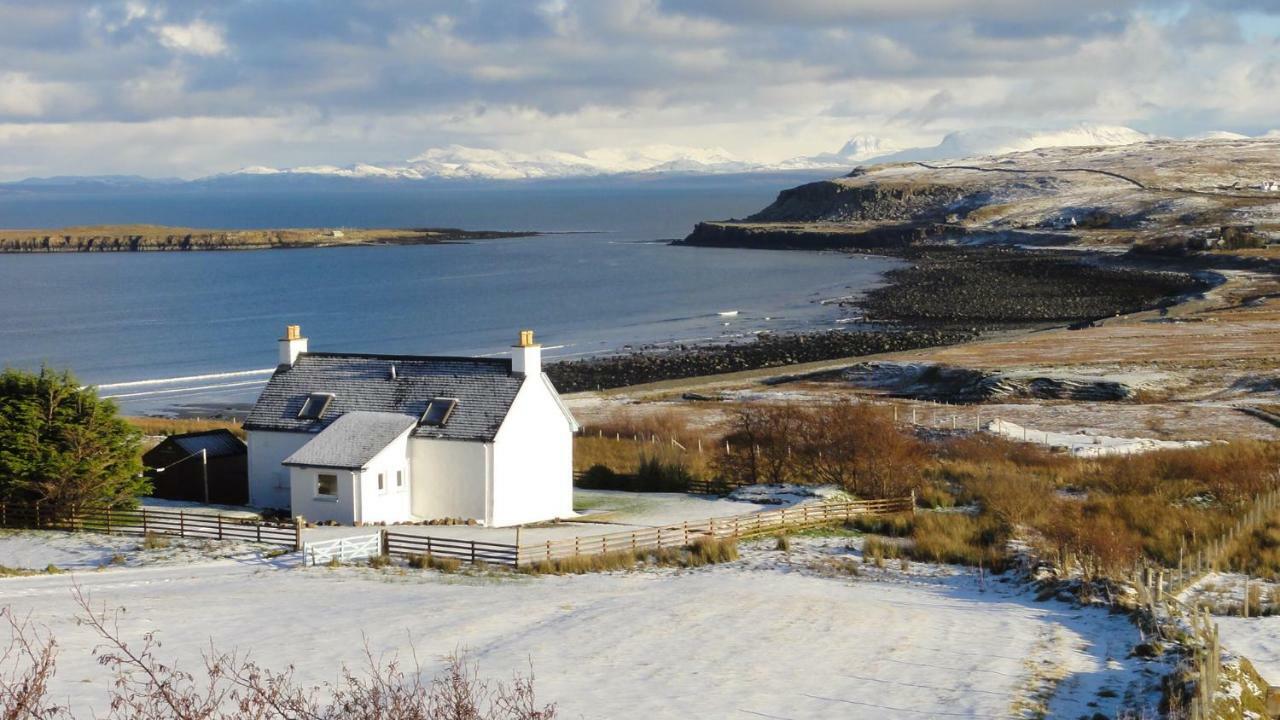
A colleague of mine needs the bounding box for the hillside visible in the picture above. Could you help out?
[0,225,534,252]
[681,138,1280,253]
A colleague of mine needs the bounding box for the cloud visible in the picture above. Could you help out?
[154,19,227,56]
[0,0,1275,178]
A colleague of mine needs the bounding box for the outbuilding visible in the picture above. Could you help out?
[143,429,248,505]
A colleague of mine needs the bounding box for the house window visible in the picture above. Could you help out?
[420,398,458,427]
[396,470,403,489]
[298,392,335,420]
[377,473,385,492]
[316,473,338,498]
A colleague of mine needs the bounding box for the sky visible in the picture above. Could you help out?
[0,0,1278,180]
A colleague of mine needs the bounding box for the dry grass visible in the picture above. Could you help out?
[518,537,739,575]
[405,553,463,573]
[1223,513,1280,581]
[125,416,244,439]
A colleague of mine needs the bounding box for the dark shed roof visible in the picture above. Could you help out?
[243,353,523,442]
[147,430,246,461]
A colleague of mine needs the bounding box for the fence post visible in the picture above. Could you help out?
[381,529,389,557]
[470,541,477,564]
[294,516,304,551]
[139,507,145,534]
[217,514,223,540]
[179,511,185,538]
[105,507,111,534]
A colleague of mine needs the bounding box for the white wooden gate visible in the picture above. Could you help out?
[304,532,382,566]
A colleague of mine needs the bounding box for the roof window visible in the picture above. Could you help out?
[297,392,335,420]
[420,398,458,427]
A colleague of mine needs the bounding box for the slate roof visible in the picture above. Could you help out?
[243,353,524,442]
[283,411,417,470]
[167,430,246,458]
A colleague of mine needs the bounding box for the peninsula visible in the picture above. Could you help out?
[0,224,537,252]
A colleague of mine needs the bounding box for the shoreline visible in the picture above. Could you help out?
[538,244,1214,393]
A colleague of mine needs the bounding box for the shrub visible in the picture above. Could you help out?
[367,554,392,569]
[775,534,791,552]
[634,455,693,493]
[141,532,170,550]
[575,464,619,489]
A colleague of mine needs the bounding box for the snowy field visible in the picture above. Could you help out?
[0,528,278,571]
[0,531,1171,719]
[1217,615,1280,688]
[1180,573,1280,687]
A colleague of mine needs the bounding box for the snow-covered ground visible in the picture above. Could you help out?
[0,528,281,571]
[1217,615,1280,688]
[987,418,1211,457]
[0,532,1170,718]
[1181,573,1280,688]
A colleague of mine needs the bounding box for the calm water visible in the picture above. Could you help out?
[0,181,898,414]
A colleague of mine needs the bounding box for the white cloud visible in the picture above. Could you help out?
[0,0,1276,177]
[154,20,226,56]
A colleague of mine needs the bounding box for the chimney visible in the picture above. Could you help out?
[278,324,308,368]
[510,329,541,376]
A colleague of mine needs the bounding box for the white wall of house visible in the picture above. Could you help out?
[409,438,489,521]
[289,467,356,524]
[354,430,413,524]
[248,431,313,509]
[489,374,575,527]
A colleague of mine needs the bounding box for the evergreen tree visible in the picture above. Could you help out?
[0,367,147,512]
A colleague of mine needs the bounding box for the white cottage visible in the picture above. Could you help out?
[243,326,578,527]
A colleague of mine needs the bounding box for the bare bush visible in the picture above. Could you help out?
[1,607,68,720]
[716,401,923,497]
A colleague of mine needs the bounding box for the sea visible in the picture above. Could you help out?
[0,177,900,415]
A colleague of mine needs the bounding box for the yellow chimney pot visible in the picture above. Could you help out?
[285,324,301,341]
[518,329,536,347]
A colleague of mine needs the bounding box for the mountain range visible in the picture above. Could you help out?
[6,124,1277,189]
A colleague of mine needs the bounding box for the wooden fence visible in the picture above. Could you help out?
[516,495,914,567]
[0,502,302,549]
[382,495,914,568]
[383,531,520,566]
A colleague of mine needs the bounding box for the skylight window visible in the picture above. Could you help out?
[297,392,335,420]
[420,398,458,427]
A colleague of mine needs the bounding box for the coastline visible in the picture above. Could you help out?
[539,241,1215,394]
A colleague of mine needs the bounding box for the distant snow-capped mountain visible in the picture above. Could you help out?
[217,125,1153,182]
[225,144,770,181]
[865,124,1153,164]
[10,125,1268,189]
